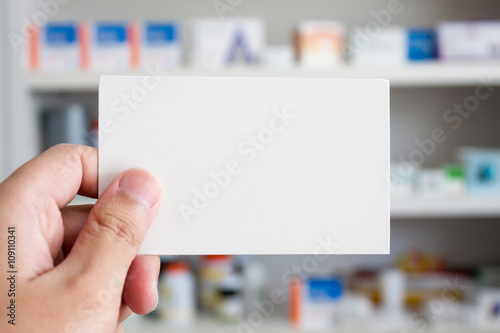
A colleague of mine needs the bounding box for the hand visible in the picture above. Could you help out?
[0,144,162,333]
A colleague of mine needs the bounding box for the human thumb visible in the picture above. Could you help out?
[62,168,162,285]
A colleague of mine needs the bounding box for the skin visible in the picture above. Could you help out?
[0,144,163,333]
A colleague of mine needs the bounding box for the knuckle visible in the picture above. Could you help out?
[89,207,143,248]
[48,143,83,171]
[50,143,77,154]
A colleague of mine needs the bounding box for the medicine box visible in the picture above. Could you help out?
[87,22,137,70]
[290,278,343,329]
[437,21,500,60]
[139,22,181,70]
[186,18,264,68]
[295,21,345,68]
[350,27,436,65]
[459,148,500,196]
[28,22,83,72]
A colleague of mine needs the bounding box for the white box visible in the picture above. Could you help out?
[99,76,390,255]
[139,22,181,70]
[88,22,136,71]
[350,27,437,64]
[350,27,407,65]
[296,21,345,68]
[476,288,500,329]
[186,18,264,68]
[29,23,82,72]
[437,21,500,60]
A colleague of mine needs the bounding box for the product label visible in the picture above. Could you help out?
[307,279,342,302]
[95,24,128,46]
[145,23,177,45]
[36,23,81,71]
[140,22,180,69]
[44,24,78,46]
[90,23,132,70]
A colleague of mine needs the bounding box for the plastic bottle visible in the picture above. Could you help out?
[216,273,244,322]
[199,255,233,312]
[242,259,266,314]
[158,262,195,327]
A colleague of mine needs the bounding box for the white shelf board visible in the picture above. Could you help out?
[391,196,500,218]
[68,194,96,206]
[122,315,490,333]
[65,195,500,218]
[27,63,500,91]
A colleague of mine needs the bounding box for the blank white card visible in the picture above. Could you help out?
[99,76,390,255]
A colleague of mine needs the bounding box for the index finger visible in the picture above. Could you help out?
[0,144,98,208]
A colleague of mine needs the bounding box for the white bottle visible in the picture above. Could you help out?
[380,269,405,311]
[159,262,195,327]
[243,261,266,313]
[374,269,407,330]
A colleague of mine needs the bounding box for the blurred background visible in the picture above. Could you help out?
[1,0,500,332]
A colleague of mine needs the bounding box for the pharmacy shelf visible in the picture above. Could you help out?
[122,315,491,333]
[391,197,500,218]
[66,195,500,218]
[69,195,96,206]
[27,63,500,92]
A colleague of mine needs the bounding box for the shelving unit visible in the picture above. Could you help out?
[31,62,500,220]
[27,63,500,92]
[122,316,491,333]
[70,196,500,219]
[69,195,500,218]
[391,197,500,218]
[69,195,97,206]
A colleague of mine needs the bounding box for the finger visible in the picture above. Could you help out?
[123,255,160,315]
[61,169,162,290]
[61,204,93,255]
[49,205,92,264]
[118,303,133,323]
[0,144,97,279]
[0,144,98,209]
[114,324,124,333]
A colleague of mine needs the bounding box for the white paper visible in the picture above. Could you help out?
[99,76,390,255]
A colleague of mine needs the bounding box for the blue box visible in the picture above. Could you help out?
[460,148,500,195]
[408,29,437,61]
